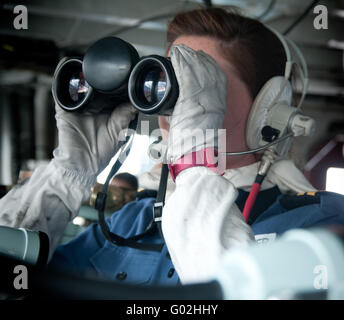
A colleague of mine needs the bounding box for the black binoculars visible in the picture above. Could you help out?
[52,37,179,115]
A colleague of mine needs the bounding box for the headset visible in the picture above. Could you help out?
[225,25,313,157]
[217,26,316,222]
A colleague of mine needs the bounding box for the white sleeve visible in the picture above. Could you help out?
[162,166,254,284]
[0,160,95,259]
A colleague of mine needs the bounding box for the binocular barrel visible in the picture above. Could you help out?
[0,226,49,267]
[52,37,179,115]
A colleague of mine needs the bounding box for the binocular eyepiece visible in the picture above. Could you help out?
[52,37,179,115]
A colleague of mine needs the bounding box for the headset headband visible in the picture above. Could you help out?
[265,25,293,79]
[265,25,309,109]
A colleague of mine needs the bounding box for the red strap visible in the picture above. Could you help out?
[168,148,224,181]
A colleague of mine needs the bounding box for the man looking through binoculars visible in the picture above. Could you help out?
[1,7,343,286]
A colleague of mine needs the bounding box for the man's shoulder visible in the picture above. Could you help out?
[277,191,344,212]
[252,191,344,235]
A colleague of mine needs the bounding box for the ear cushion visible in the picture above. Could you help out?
[246,76,292,150]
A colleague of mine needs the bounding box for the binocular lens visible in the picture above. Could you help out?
[69,72,90,103]
[129,56,178,115]
[142,67,167,105]
[53,58,93,112]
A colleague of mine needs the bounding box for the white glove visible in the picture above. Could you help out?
[53,102,137,188]
[167,45,227,164]
[0,97,136,257]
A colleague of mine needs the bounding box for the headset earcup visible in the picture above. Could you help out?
[246,76,292,150]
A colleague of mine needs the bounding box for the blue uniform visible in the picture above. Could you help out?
[50,197,179,286]
[49,189,344,285]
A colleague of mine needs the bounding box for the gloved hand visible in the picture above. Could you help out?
[167,45,227,165]
[52,102,137,187]
[162,46,254,284]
